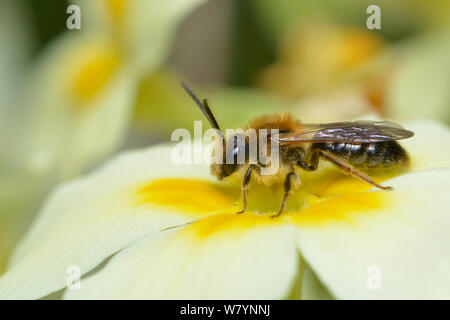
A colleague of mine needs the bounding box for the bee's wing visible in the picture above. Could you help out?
[273,120,414,144]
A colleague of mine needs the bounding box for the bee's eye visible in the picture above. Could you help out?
[230,135,248,160]
[223,134,249,171]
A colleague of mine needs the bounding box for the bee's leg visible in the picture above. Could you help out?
[272,171,297,218]
[237,164,258,214]
[298,148,320,171]
[320,151,392,190]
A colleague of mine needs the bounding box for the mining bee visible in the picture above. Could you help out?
[182,83,414,217]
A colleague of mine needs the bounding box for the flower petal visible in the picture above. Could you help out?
[399,121,450,171]
[294,168,450,299]
[0,144,230,299]
[386,30,450,125]
[64,213,300,299]
[0,172,53,275]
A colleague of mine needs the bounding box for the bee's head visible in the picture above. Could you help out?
[210,132,248,180]
[182,82,253,180]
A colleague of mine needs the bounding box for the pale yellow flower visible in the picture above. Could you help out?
[77,0,207,74]
[258,20,450,125]
[0,120,449,299]
[21,33,137,178]
[385,29,450,124]
[0,0,207,275]
[258,22,385,100]
[19,0,207,179]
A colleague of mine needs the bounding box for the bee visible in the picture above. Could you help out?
[182,83,414,217]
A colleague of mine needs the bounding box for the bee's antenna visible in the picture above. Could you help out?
[181,82,222,133]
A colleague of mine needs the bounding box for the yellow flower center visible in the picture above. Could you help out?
[185,213,281,239]
[136,179,238,216]
[292,192,386,226]
[134,166,400,234]
[67,44,121,107]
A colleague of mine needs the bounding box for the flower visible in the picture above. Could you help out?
[385,29,450,125]
[21,33,137,179]
[0,120,449,299]
[0,0,207,276]
[77,0,207,75]
[258,22,386,100]
[257,20,450,125]
[20,0,208,179]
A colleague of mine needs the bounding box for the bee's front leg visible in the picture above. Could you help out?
[236,164,258,214]
[272,171,297,218]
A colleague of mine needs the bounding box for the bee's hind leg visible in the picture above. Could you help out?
[320,151,392,190]
[272,171,297,218]
[237,164,258,214]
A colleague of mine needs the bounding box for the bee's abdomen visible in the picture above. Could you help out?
[315,141,409,168]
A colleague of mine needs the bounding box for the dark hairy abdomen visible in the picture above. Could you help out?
[313,141,409,168]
